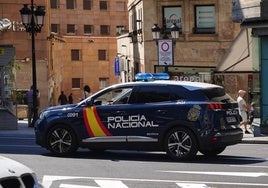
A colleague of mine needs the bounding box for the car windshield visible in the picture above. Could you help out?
[92,87,133,105]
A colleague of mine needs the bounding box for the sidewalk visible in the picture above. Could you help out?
[0,120,268,144]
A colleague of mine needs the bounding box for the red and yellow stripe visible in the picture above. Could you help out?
[83,107,111,137]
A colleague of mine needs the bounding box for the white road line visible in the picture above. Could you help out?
[176,183,209,188]
[60,184,96,188]
[42,175,268,188]
[230,165,268,168]
[157,170,268,177]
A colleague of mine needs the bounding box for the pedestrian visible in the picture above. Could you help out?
[26,86,33,127]
[237,90,251,134]
[248,102,255,125]
[58,91,68,105]
[81,85,91,100]
[68,93,73,104]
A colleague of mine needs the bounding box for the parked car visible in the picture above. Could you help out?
[35,77,243,160]
[0,155,42,187]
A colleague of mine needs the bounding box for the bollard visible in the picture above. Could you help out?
[252,122,261,137]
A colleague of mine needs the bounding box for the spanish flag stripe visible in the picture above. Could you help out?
[83,108,94,137]
[85,107,106,136]
[92,107,112,136]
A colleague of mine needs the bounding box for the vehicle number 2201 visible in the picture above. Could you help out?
[67,112,79,118]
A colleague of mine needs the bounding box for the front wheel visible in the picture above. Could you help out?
[46,124,78,156]
[165,127,198,160]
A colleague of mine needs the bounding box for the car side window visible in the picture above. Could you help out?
[93,87,133,105]
[132,86,171,103]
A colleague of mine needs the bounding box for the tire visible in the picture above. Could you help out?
[165,127,198,160]
[46,124,78,156]
[199,146,226,157]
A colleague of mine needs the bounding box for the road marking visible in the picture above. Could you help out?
[230,165,268,169]
[59,180,129,188]
[176,183,209,188]
[158,170,268,177]
[42,175,268,188]
[60,184,94,188]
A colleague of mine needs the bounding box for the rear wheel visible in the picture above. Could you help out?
[165,127,198,160]
[47,124,78,156]
[199,147,226,157]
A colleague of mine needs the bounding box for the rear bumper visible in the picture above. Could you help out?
[213,128,243,145]
[199,128,243,149]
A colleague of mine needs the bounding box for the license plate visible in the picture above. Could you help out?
[226,116,237,123]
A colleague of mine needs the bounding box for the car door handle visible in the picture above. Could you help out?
[115,111,126,115]
[157,109,168,114]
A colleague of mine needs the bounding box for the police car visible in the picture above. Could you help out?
[35,74,243,160]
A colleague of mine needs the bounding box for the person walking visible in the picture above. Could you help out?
[68,93,73,104]
[81,85,91,100]
[237,90,251,134]
[58,91,68,105]
[26,86,34,127]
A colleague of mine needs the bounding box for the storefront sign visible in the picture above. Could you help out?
[163,6,182,29]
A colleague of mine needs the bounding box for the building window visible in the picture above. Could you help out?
[194,5,215,34]
[84,25,93,35]
[116,2,125,11]
[99,78,109,89]
[51,24,60,33]
[100,25,110,35]
[98,50,107,61]
[67,24,76,34]
[163,6,182,32]
[100,1,108,10]
[71,49,81,61]
[72,78,82,89]
[51,0,59,9]
[66,0,76,9]
[83,0,92,10]
[116,25,125,36]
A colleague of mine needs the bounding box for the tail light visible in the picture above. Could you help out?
[209,103,223,110]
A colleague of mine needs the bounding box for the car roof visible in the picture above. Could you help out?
[108,80,222,91]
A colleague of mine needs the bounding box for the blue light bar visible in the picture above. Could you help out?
[152,73,170,80]
[134,73,170,81]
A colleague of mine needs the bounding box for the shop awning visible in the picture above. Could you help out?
[215,28,256,73]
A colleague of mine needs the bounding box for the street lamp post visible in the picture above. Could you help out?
[20,1,45,125]
[151,23,180,71]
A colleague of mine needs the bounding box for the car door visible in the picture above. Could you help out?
[82,86,134,143]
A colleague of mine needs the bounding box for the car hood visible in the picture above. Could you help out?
[0,156,34,178]
[43,104,78,112]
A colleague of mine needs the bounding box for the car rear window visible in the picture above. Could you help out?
[202,87,235,103]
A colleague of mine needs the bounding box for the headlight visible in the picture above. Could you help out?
[39,111,48,120]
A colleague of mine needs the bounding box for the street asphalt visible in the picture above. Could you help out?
[0,120,267,144]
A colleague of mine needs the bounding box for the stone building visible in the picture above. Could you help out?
[47,0,128,104]
[0,0,129,119]
[0,0,49,123]
[118,0,246,97]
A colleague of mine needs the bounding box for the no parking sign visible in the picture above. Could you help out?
[158,39,173,65]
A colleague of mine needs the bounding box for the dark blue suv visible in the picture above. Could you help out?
[35,80,243,160]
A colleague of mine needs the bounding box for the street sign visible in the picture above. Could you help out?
[158,39,173,65]
[114,57,120,76]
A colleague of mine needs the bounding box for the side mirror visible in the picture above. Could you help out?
[85,99,94,106]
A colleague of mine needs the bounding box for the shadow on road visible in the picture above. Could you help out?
[40,149,267,165]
